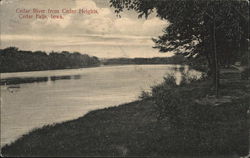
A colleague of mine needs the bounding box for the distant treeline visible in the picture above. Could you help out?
[102,55,187,65]
[1,47,187,73]
[0,47,101,73]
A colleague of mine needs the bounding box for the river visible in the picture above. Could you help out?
[0,65,200,146]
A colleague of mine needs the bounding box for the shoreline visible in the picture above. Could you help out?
[0,64,101,74]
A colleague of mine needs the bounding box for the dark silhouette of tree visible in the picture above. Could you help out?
[102,54,186,65]
[110,0,249,95]
[0,47,100,73]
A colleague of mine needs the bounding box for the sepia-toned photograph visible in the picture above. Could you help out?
[0,0,249,157]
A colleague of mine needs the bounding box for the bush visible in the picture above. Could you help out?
[151,72,203,121]
[150,72,250,155]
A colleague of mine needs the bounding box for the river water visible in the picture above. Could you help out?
[0,65,199,146]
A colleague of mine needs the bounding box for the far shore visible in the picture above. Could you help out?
[1,47,187,73]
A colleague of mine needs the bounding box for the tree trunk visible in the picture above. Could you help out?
[212,9,219,97]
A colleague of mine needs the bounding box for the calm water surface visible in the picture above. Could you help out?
[0,65,199,146]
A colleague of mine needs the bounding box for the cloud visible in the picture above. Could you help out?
[2,0,168,37]
[142,17,169,35]
[1,0,171,58]
[31,14,72,29]
[75,0,98,9]
[114,17,142,35]
[0,0,18,6]
[1,34,153,46]
[28,0,168,37]
[1,33,174,58]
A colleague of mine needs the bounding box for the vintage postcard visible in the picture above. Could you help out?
[0,0,249,157]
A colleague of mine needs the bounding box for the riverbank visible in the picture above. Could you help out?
[1,70,250,157]
[0,47,187,74]
[0,47,101,73]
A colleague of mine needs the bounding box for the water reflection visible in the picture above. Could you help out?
[1,74,82,86]
[51,75,71,81]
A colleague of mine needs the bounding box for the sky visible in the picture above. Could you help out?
[0,0,173,58]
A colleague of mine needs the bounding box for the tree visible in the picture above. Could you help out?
[110,0,249,95]
[0,47,101,73]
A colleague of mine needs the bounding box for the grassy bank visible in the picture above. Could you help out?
[1,71,250,157]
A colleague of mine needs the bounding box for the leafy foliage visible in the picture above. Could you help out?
[150,72,249,155]
[0,47,100,73]
[110,0,249,75]
[151,72,204,121]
